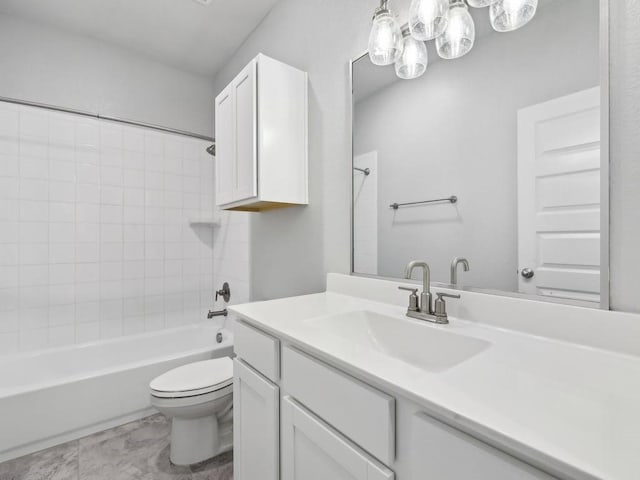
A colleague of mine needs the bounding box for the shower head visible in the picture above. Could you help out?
[206,144,216,157]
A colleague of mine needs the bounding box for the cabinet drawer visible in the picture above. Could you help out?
[282,396,394,480]
[282,346,395,465]
[411,413,558,479]
[234,320,280,382]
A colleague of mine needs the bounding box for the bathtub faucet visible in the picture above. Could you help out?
[207,309,228,318]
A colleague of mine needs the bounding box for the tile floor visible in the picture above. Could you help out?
[0,414,233,480]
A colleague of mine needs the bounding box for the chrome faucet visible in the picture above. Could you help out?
[399,260,459,324]
[450,257,470,286]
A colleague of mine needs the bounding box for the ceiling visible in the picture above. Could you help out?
[0,0,280,78]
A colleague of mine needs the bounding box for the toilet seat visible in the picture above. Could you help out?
[150,357,233,399]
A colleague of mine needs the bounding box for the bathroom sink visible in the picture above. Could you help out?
[304,310,490,372]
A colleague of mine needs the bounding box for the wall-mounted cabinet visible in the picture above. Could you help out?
[215,54,308,212]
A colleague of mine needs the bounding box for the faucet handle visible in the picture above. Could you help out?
[434,292,460,319]
[398,286,418,293]
[398,286,419,312]
[436,292,460,300]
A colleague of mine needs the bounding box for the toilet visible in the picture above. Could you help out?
[150,357,233,466]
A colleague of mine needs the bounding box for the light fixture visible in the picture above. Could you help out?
[395,27,429,80]
[436,0,475,60]
[408,0,449,41]
[466,0,499,8]
[365,0,540,79]
[368,0,404,66]
[490,0,538,32]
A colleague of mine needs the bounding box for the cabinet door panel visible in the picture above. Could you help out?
[233,359,279,480]
[412,413,558,479]
[214,86,234,206]
[233,60,258,203]
[282,396,394,480]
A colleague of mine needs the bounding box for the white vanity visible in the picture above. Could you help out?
[230,274,640,480]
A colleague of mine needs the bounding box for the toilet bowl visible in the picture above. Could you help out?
[150,357,233,465]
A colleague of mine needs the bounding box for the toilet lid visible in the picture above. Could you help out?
[150,357,233,397]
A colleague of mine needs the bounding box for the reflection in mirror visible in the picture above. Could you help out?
[352,0,605,307]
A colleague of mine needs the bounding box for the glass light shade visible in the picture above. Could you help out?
[436,3,475,60]
[395,34,428,80]
[408,0,449,41]
[467,0,499,7]
[368,10,403,66]
[490,0,538,32]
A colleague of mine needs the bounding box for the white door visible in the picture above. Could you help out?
[517,87,601,304]
[233,60,258,203]
[233,359,279,480]
[215,85,234,206]
[281,396,394,480]
[412,414,558,479]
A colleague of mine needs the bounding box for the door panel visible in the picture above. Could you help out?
[233,359,278,480]
[412,413,557,479]
[517,87,601,303]
[233,61,258,203]
[215,87,234,206]
[281,396,393,480]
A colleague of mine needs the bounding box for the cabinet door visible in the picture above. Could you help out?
[282,396,394,480]
[412,413,558,480]
[233,359,279,480]
[232,60,258,203]
[214,85,234,206]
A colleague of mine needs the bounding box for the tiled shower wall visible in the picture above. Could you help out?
[0,101,220,354]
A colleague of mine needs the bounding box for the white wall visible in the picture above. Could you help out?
[0,15,215,137]
[214,0,637,312]
[353,0,599,290]
[0,102,217,354]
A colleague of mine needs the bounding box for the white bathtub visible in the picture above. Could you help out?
[0,323,233,463]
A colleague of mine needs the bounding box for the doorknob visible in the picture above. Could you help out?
[521,268,534,279]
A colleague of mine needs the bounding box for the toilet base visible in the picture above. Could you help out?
[169,415,232,466]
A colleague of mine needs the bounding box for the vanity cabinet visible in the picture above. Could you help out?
[232,319,559,480]
[214,53,308,212]
[281,396,394,480]
[233,359,279,480]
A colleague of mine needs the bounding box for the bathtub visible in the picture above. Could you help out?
[0,323,233,463]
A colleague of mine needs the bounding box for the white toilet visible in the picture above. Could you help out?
[150,357,233,466]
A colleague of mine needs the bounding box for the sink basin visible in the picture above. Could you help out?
[304,310,490,372]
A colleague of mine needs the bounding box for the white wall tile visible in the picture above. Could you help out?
[20,264,49,287]
[75,321,99,343]
[1,105,225,353]
[20,156,48,179]
[50,160,76,182]
[19,178,48,201]
[49,244,75,264]
[19,200,48,222]
[50,181,76,202]
[49,304,75,327]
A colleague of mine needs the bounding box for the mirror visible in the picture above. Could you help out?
[352,0,607,307]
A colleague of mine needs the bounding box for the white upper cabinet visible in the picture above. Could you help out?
[214,54,308,212]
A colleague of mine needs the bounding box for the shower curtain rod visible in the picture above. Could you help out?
[0,95,215,142]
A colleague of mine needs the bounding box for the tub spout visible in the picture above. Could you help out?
[207,309,228,319]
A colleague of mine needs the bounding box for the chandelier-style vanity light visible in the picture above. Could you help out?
[368,0,538,79]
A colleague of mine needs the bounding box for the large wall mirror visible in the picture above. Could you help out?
[351,0,608,308]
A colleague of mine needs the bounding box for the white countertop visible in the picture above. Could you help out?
[230,283,640,480]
